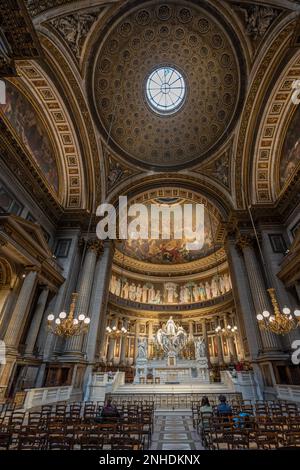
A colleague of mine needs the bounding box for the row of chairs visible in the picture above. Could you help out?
[0,401,154,450]
[0,421,147,450]
[198,413,300,449]
[192,400,300,429]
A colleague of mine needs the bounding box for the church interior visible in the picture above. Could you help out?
[0,0,300,454]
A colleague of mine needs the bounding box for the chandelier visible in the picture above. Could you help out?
[256,288,300,335]
[47,293,90,337]
[215,324,238,337]
[106,324,128,337]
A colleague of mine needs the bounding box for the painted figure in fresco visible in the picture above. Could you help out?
[211,276,220,297]
[198,283,206,301]
[205,281,212,300]
[1,83,58,192]
[115,277,121,297]
[135,284,142,302]
[122,281,129,300]
[129,283,136,301]
[142,284,148,303]
[148,285,156,303]
[192,285,200,302]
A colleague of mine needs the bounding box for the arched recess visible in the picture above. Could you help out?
[105,172,233,230]
[37,33,103,209]
[14,61,87,209]
[234,14,297,209]
[0,258,15,327]
[252,50,300,204]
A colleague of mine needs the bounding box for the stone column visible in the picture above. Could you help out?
[4,269,38,350]
[86,240,114,363]
[216,331,224,365]
[147,320,153,358]
[202,319,211,366]
[120,320,128,365]
[25,286,49,356]
[188,320,194,340]
[64,239,101,358]
[107,337,116,364]
[238,235,282,352]
[0,269,38,390]
[134,321,140,361]
[226,237,262,360]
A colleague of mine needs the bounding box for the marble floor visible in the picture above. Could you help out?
[150,414,204,450]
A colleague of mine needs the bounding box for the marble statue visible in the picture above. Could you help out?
[137,337,147,360]
[166,316,176,336]
[195,337,206,360]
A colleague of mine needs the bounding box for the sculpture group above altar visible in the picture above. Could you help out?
[110,272,232,305]
[134,316,210,384]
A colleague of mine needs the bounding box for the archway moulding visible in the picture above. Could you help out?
[252,49,300,205]
[234,16,297,209]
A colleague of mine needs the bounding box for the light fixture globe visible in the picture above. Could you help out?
[47,314,55,322]
[59,311,67,319]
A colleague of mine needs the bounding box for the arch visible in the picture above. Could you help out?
[105,172,233,223]
[14,60,87,209]
[252,49,300,204]
[0,258,14,288]
[234,14,297,208]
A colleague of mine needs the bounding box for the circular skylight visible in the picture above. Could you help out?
[146,67,186,114]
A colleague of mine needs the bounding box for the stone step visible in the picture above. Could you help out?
[113,382,231,394]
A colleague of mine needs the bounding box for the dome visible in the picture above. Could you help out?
[90,0,245,169]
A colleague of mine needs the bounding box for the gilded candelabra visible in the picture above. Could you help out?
[47,293,90,337]
[256,288,300,335]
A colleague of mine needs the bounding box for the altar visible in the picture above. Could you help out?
[134,316,210,384]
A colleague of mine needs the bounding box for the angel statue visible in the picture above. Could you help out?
[137,337,147,360]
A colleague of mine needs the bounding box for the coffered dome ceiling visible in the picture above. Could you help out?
[90,1,246,169]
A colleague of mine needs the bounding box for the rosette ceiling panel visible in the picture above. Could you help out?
[90,1,246,169]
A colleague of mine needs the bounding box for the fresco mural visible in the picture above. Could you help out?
[110,272,232,304]
[118,203,219,264]
[281,106,300,187]
[0,81,59,192]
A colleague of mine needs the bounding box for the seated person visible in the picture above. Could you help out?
[199,396,213,432]
[100,399,120,419]
[200,396,213,415]
[216,395,232,417]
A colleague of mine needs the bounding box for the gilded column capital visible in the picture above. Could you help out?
[87,238,103,255]
[236,234,254,250]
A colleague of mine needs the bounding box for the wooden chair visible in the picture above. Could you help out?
[0,431,11,450]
